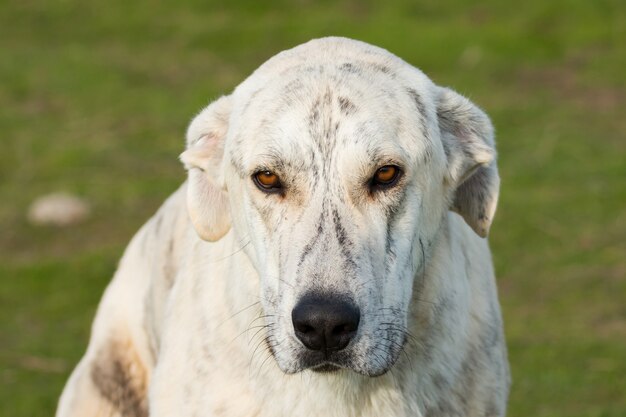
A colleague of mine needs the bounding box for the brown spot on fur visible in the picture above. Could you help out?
[369,62,392,75]
[213,404,229,416]
[91,339,148,417]
[338,62,360,74]
[338,96,357,115]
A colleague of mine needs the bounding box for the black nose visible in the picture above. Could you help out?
[292,295,360,352]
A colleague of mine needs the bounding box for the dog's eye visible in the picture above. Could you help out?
[370,165,401,189]
[253,170,282,192]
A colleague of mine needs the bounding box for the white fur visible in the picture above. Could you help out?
[57,37,510,417]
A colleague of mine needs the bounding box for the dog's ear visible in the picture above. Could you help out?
[180,96,233,241]
[436,87,500,238]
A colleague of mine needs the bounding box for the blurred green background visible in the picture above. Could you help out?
[1,0,625,416]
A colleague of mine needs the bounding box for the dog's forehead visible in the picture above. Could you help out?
[242,71,400,135]
[227,37,438,170]
[234,37,432,113]
[234,78,406,167]
[236,36,427,87]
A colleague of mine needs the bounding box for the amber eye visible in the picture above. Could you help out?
[253,170,282,192]
[371,165,401,189]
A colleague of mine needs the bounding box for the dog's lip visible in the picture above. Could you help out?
[295,349,350,373]
[306,360,391,377]
[310,363,341,373]
[278,333,403,376]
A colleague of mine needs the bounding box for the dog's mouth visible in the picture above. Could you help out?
[291,350,399,377]
[310,363,341,373]
[272,342,403,377]
[293,348,354,373]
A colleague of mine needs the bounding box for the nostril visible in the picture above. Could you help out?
[295,323,315,334]
[332,323,357,336]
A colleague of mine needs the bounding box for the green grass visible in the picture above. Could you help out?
[1,1,625,415]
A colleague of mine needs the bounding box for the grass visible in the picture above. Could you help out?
[1,0,625,415]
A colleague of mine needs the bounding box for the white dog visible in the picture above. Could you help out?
[57,37,510,417]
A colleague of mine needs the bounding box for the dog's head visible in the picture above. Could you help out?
[181,38,499,376]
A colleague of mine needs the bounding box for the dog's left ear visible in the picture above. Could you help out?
[436,87,500,238]
[180,95,233,241]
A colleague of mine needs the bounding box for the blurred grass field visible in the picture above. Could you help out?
[1,0,625,416]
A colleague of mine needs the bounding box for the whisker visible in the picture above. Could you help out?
[229,324,266,345]
[248,323,275,345]
[419,237,427,277]
[256,337,285,378]
[249,327,276,370]
[217,301,261,328]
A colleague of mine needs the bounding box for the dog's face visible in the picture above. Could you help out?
[181,38,499,377]
[227,71,442,377]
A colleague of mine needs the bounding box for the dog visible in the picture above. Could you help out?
[56,37,510,417]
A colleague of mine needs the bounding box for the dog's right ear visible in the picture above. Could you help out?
[180,96,233,242]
